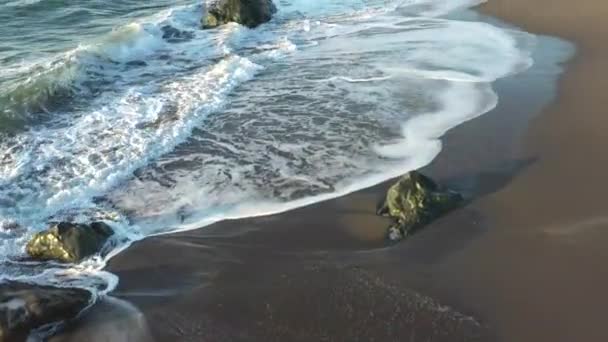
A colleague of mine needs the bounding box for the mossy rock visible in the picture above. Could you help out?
[376,171,463,241]
[202,0,277,29]
[26,222,114,263]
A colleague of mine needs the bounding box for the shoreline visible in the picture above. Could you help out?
[446,1,608,341]
[50,2,600,341]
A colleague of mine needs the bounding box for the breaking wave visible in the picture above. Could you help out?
[0,0,535,298]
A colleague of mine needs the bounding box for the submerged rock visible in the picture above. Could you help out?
[376,171,463,241]
[0,282,91,342]
[48,296,154,342]
[125,60,147,67]
[26,222,114,263]
[160,25,194,43]
[202,0,277,29]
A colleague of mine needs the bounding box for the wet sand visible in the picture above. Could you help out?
[444,1,608,341]
[53,1,608,341]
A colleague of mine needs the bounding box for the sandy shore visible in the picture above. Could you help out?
[444,1,608,341]
[52,1,608,341]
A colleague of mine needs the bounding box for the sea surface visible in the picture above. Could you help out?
[0,0,534,295]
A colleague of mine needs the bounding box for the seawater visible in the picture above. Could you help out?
[0,0,534,295]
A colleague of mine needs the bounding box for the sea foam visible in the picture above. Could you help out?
[0,0,535,297]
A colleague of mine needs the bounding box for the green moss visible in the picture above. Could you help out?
[26,226,74,263]
[203,14,220,29]
[26,222,114,263]
[377,171,463,241]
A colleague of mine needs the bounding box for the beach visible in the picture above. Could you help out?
[450,1,608,341]
[47,1,608,341]
[0,0,605,340]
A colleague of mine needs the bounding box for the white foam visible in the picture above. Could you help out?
[91,23,166,63]
[0,3,267,288]
[375,82,498,158]
[398,0,488,17]
[2,0,43,8]
[0,54,262,233]
[388,19,534,82]
[104,0,533,241]
[0,0,537,297]
[308,76,393,83]
[117,82,499,237]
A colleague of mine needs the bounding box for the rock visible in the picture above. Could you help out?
[387,224,404,241]
[26,222,114,263]
[376,171,463,241]
[202,0,277,29]
[160,25,194,43]
[48,296,154,342]
[0,282,91,342]
[0,222,25,236]
[125,60,147,67]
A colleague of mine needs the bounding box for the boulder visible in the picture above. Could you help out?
[202,0,277,29]
[160,25,194,43]
[26,222,114,263]
[48,297,154,342]
[0,282,91,342]
[376,171,463,241]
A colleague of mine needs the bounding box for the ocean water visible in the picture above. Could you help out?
[0,0,534,294]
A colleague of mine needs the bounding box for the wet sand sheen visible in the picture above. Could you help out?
[52,1,606,341]
[438,1,608,342]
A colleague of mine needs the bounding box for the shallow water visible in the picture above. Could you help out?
[0,0,534,293]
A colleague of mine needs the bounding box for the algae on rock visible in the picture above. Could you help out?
[376,171,463,241]
[26,222,114,263]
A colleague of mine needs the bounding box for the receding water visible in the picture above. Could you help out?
[0,0,535,295]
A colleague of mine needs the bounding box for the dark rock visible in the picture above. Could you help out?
[26,222,114,263]
[0,222,25,236]
[160,25,194,43]
[376,171,463,241]
[48,296,154,342]
[202,0,277,29]
[125,60,147,67]
[0,282,91,342]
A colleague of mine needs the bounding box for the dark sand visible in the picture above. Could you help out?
[53,2,608,341]
[441,1,608,342]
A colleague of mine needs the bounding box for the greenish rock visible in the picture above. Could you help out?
[0,281,91,342]
[376,171,463,241]
[202,0,277,29]
[204,13,219,28]
[26,222,114,263]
